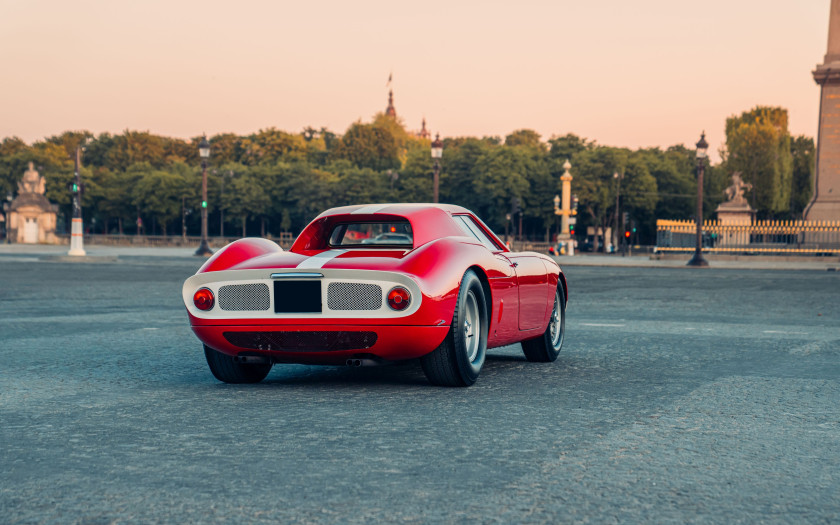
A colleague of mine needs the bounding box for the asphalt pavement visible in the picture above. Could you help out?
[1,245,838,523]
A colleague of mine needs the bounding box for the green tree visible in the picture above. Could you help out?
[547,134,592,163]
[398,148,435,203]
[0,137,31,198]
[505,129,545,150]
[106,131,168,171]
[636,146,694,222]
[470,147,533,231]
[332,121,400,171]
[570,147,629,249]
[724,106,793,217]
[790,135,815,218]
[239,128,307,166]
[209,133,244,165]
[271,162,339,233]
[438,137,498,211]
[225,170,272,236]
[83,133,116,168]
[90,167,132,234]
[44,131,93,159]
[340,165,390,205]
[129,162,191,235]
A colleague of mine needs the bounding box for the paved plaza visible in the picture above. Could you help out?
[1,246,839,523]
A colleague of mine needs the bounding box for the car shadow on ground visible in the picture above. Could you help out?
[260,362,431,387]
[251,352,535,387]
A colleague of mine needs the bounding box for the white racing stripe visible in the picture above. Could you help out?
[351,205,389,215]
[296,249,348,269]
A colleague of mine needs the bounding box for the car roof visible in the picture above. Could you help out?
[315,203,471,219]
[292,203,479,252]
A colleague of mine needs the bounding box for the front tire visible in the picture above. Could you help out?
[204,345,272,384]
[522,284,566,362]
[421,270,488,387]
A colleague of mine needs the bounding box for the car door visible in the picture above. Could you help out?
[451,215,520,345]
[504,254,549,331]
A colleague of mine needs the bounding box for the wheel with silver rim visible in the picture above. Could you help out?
[462,289,481,362]
[421,270,488,386]
[522,284,566,362]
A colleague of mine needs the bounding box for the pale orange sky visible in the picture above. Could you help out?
[0,0,830,161]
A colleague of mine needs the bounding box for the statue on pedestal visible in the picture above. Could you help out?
[715,172,755,247]
[723,172,752,206]
[18,162,47,195]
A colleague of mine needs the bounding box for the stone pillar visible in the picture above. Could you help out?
[806,0,840,221]
[560,160,572,235]
[553,160,574,255]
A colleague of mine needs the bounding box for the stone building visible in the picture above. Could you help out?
[6,162,59,244]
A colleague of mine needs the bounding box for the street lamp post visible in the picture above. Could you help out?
[687,132,710,267]
[431,133,443,203]
[68,145,86,256]
[3,193,12,243]
[612,171,623,254]
[195,135,213,257]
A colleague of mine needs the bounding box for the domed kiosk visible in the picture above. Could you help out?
[6,162,59,244]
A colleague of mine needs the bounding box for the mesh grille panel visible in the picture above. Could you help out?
[224,331,378,352]
[218,283,271,311]
[327,282,382,311]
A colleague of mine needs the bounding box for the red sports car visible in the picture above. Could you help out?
[182,204,567,386]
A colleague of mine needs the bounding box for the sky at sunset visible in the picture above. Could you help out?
[0,0,831,161]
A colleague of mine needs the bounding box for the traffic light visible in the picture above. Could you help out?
[571,194,579,215]
[624,231,631,239]
[201,200,207,209]
[569,225,575,236]
[72,183,78,193]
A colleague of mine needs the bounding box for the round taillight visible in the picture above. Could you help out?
[193,288,215,311]
[387,286,411,311]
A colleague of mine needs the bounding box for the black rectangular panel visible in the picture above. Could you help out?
[274,281,321,313]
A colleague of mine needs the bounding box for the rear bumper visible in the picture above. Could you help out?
[192,323,450,364]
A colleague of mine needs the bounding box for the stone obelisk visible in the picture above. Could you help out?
[806,0,840,221]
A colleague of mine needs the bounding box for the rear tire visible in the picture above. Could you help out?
[522,284,566,362]
[204,345,272,384]
[421,270,488,387]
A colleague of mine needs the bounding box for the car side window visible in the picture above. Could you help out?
[453,215,502,252]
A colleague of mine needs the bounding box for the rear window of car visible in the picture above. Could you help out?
[329,222,413,247]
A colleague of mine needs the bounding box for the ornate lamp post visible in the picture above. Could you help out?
[687,132,710,267]
[431,133,443,203]
[194,135,213,257]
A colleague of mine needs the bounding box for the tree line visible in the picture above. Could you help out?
[0,106,815,245]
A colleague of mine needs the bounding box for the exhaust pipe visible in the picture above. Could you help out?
[234,355,270,364]
[345,358,386,367]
